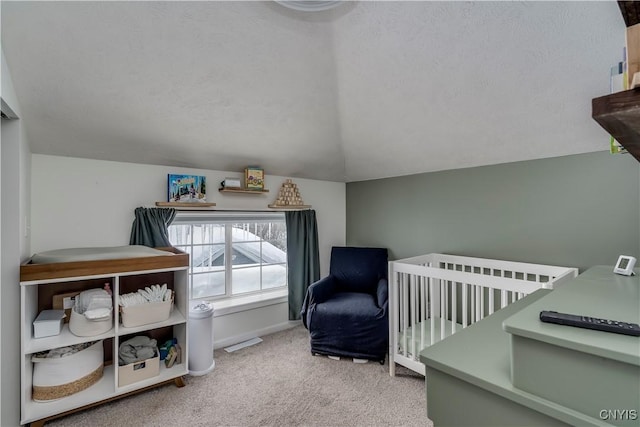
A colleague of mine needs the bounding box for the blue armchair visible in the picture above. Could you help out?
[300,246,389,363]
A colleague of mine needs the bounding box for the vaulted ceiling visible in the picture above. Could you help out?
[1,1,626,182]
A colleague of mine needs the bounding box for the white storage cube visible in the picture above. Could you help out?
[33,310,65,338]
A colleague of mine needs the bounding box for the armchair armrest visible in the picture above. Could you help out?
[306,275,339,305]
[376,278,388,310]
[300,275,339,329]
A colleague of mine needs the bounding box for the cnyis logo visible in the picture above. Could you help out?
[599,409,638,421]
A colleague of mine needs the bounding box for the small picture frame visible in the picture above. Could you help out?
[168,174,207,203]
[245,167,264,191]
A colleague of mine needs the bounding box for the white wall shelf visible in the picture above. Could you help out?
[155,201,216,207]
[267,204,312,210]
[219,188,269,194]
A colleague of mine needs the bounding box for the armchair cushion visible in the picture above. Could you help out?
[376,278,388,310]
[329,247,388,294]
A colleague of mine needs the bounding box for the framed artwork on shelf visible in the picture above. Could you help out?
[168,174,207,203]
[245,167,264,190]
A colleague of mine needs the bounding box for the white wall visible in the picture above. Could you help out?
[1,49,31,257]
[213,300,292,349]
[1,47,31,427]
[31,155,345,273]
[31,154,346,346]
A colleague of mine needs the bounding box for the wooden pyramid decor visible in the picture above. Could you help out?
[268,179,311,209]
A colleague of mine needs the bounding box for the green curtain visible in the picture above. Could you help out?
[285,209,320,321]
[129,207,176,247]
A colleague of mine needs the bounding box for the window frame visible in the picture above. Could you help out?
[169,211,287,301]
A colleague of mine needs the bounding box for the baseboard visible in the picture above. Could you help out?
[213,320,300,350]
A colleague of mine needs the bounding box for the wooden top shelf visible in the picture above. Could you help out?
[155,202,216,207]
[268,204,312,210]
[218,188,269,194]
[592,88,640,162]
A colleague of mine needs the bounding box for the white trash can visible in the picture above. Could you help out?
[188,302,215,376]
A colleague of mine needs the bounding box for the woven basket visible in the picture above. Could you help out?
[32,364,103,401]
[32,340,104,401]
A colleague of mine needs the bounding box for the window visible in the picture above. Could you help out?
[168,212,287,300]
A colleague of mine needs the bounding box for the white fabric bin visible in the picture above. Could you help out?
[120,296,172,328]
[69,307,113,337]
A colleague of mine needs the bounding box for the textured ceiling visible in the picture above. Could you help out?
[1,1,626,182]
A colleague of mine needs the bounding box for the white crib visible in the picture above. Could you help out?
[388,253,578,376]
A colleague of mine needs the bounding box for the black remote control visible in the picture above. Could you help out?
[539,311,640,337]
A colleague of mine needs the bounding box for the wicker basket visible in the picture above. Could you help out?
[32,364,103,401]
[32,340,104,401]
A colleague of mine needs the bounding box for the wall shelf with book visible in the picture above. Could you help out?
[592,87,640,162]
[218,188,269,195]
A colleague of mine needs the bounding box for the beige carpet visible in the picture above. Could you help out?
[46,325,432,426]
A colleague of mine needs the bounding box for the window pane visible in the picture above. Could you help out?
[232,266,260,294]
[191,271,225,299]
[263,264,287,289]
[192,244,225,271]
[231,223,260,242]
[232,242,261,266]
[192,224,225,244]
[169,225,192,246]
[261,222,287,252]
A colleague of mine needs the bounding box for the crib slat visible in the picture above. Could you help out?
[462,283,468,327]
[489,287,494,315]
[451,282,457,334]
[470,285,474,324]
[475,285,481,322]
[440,281,446,342]
[396,273,407,353]
[390,269,397,377]
[411,275,416,358]
[420,276,426,350]
[501,289,507,309]
[402,273,409,357]
[430,279,436,345]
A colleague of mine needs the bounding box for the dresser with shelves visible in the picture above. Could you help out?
[20,247,189,426]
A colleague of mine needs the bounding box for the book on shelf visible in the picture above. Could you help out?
[609,50,630,155]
